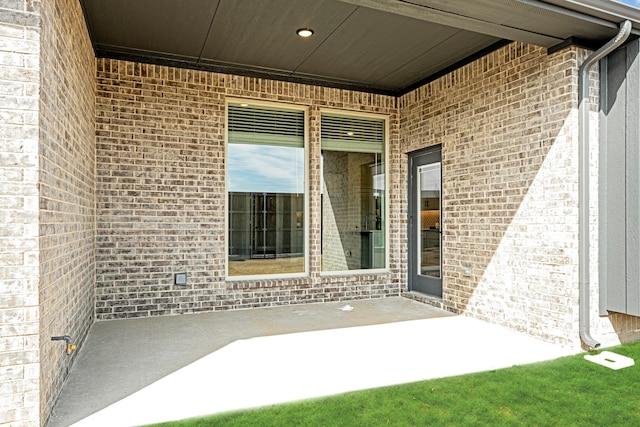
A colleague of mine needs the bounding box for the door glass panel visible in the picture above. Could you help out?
[418,163,441,278]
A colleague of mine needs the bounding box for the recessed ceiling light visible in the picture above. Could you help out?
[240,103,249,107]
[296,28,314,38]
[346,131,355,136]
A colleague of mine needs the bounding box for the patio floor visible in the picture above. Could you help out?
[46,297,573,427]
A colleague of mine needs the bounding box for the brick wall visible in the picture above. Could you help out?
[0,1,41,425]
[400,43,583,347]
[95,60,400,319]
[94,49,640,347]
[38,0,95,423]
[399,42,640,349]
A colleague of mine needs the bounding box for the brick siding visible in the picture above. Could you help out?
[0,1,41,425]
[400,42,640,349]
[94,60,400,319]
[399,43,583,347]
[38,0,95,424]
[0,0,94,425]
[95,44,640,349]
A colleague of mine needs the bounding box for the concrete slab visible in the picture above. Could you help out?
[47,297,572,427]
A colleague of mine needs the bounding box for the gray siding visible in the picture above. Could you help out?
[600,39,640,316]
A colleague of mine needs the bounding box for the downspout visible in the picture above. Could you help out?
[578,20,632,350]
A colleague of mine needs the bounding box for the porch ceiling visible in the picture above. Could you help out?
[79,0,640,96]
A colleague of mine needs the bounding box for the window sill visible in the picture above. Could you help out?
[320,268,389,278]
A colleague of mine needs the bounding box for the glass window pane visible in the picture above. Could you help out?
[418,163,441,278]
[321,151,385,271]
[227,109,305,277]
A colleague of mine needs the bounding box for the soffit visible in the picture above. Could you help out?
[80,0,639,95]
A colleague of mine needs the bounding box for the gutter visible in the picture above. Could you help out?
[578,20,632,350]
[516,1,640,37]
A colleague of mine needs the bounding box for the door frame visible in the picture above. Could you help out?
[408,146,443,297]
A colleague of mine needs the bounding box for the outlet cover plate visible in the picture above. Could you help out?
[174,272,187,285]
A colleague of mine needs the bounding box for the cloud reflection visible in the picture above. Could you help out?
[228,144,305,193]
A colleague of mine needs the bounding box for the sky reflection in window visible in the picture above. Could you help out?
[228,144,305,194]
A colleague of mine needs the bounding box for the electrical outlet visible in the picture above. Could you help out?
[174,272,187,285]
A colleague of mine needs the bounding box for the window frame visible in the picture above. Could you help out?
[225,99,310,280]
[319,108,390,276]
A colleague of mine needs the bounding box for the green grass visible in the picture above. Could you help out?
[149,342,640,426]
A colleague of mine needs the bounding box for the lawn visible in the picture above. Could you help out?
[149,342,640,426]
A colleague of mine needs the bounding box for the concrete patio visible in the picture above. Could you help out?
[46,297,573,427]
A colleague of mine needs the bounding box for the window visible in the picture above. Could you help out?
[227,102,306,277]
[321,112,386,272]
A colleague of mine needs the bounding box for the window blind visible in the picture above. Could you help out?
[321,113,385,153]
[228,103,304,147]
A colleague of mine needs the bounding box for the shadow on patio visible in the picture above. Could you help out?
[47,297,571,427]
